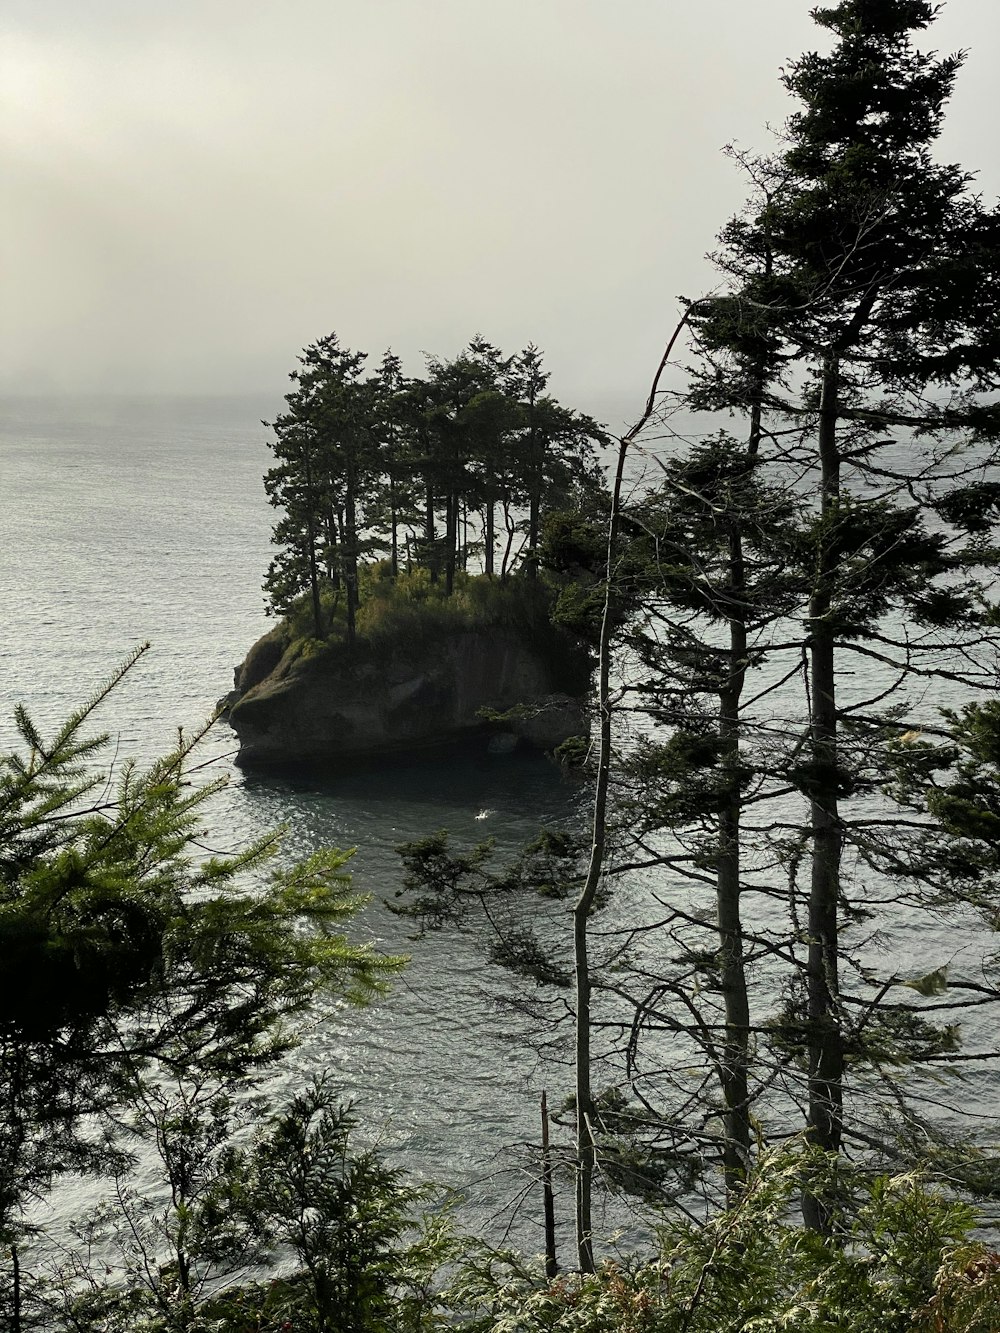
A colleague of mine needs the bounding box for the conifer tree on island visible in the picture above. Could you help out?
[262,333,606,641]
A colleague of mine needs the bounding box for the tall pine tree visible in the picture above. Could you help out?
[600,0,1000,1231]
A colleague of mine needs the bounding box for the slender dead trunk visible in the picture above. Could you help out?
[541,1091,557,1279]
[574,428,630,1273]
[484,495,495,577]
[445,491,457,596]
[344,468,358,647]
[802,353,844,1233]
[572,309,695,1269]
[389,476,398,579]
[303,441,323,640]
[715,399,764,1190]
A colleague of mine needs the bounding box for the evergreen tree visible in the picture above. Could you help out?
[505,345,607,583]
[263,412,330,640]
[262,332,607,620]
[420,347,500,594]
[0,648,399,1321]
[264,334,375,643]
[368,349,422,579]
[619,0,1000,1229]
[615,436,804,1193]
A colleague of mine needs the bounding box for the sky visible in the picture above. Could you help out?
[2,0,998,421]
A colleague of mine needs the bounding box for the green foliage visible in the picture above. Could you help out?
[204,1077,426,1333]
[263,333,608,632]
[593,0,1000,1222]
[391,827,584,990]
[356,568,545,648]
[486,925,572,988]
[267,566,594,695]
[391,829,495,933]
[915,1247,1000,1333]
[41,1076,445,1333]
[447,1151,987,1333]
[0,649,403,1328]
[4,648,997,1333]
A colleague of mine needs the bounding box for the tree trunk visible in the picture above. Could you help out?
[484,497,495,577]
[573,886,597,1273]
[324,510,335,581]
[10,1243,21,1333]
[302,444,323,640]
[526,390,542,579]
[425,482,438,584]
[715,402,763,1193]
[500,498,516,582]
[574,431,630,1273]
[802,353,844,1233]
[541,1091,557,1278]
[344,471,358,647]
[306,524,323,641]
[389,477,398,579]
[717,548,752,1189]
[444,492,457,596]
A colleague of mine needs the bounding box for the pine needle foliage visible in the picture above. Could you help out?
[0,649,402,1262]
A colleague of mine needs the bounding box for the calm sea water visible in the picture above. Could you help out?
[3,394,999,1255]
[0,393,595,1255]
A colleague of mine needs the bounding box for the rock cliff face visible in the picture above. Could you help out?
[226,625,589,769]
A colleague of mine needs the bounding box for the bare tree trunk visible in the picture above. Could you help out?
[574,430,628,1273]
[324,510,336,581]
[526,389,542,579]
[445,492,457,596]
[569,311,698,1270]
[302,444,323,640]
[10,1243,21,1333]
[306,523,323,641]
[717,571,751,1186]
[425,482,438,584]
[802,353,844,1233]
[344,472,358,647]
[389,477,398,579]
[715,398,765,1192]
[541,1091,557,1279]
[500,498,516,582]
[484,496,495,577]
[572,312,694,1269]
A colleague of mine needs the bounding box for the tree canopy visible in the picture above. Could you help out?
[262,335,608,641]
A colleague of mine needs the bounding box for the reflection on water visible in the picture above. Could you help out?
[1,393,604,1251]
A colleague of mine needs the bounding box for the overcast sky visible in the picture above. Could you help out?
[2,0,997,419]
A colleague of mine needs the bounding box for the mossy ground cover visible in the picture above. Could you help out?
[272,565,593,694]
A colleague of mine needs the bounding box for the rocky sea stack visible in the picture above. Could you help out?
[223,588,592,770]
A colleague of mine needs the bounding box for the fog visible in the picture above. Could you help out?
[2,0,997,417]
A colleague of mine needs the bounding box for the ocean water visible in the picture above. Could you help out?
[3,393,999,1259]
[0,393,593,1257]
